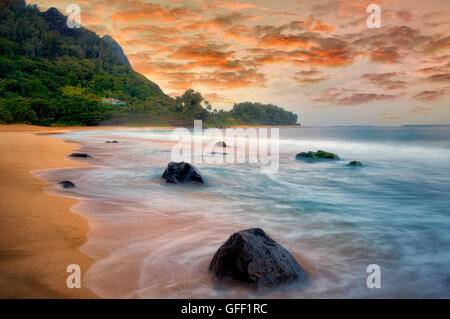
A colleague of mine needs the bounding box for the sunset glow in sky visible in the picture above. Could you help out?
[29,0,450,125]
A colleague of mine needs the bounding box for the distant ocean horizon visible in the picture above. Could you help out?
[35,125,450,298]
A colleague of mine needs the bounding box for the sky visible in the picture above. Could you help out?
[28,0,450,125]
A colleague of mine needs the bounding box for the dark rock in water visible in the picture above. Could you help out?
[106,140,119,143]
[296,151,314,159]
[216,141,227,148]
[210,228,308,287]
[316,150,340,159]
[348,161,362,166]
[58,181,76,189]
[162,162,204,184]
[69,153,93,158]
[296,150,340,160]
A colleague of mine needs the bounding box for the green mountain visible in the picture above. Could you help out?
[0,0,298,126]
[101,35,131,67]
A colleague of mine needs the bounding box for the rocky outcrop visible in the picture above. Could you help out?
[69,153,93,158]
[348,161,362,166]
[39,9,131,68]
[162,162,204,184]
[58,181,76,188]
[296,150,340,160]
[210,228,308,287]
[102,35,131,67]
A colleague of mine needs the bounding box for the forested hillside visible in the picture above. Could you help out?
[0,0,299,126]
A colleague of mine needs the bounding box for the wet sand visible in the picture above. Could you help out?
[0,124,174,298]
[0,125,98,298]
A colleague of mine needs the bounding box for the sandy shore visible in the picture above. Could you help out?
[0,123,245,298]
[0,124,99,298]
[0,124,178,298]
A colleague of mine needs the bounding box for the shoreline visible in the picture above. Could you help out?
[2,124,447,298]
[0,124,184,298]
[28,126,317,298]
[0,124,98,298]
[0,123,186,298]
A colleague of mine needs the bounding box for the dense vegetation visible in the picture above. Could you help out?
[0,1,299,127]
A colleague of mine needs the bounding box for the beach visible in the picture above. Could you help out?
[0,123,286,298]
[0,124,97,298]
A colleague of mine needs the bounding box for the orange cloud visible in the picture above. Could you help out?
[258,33,311,49]
[427,73,450,82]
[81,12,103,25]
[370,47,400,63]
[311,21,337,33]
[427,36,450,51]
[409,106,431,115]
[294,45,355,67]
[313,88,397,105]
[203,0,268,11]
[293,69,327,83]
[413,89,448,102]
[170,44,237,69]
[118,25,181,36]
[223,25,256,43]
[362,73,407,90]
[177,11,250,31]
[293,76,327,83]
[110,3,199,23]
[120,39,155,49]
[203,92,234,104]
[338,0,384,18]
[160,68,266,91]
[196,69,266,88]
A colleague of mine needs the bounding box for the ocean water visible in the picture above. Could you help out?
[36,126,450,298]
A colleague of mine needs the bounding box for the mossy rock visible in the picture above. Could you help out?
[316,150,340,159]
[348,161,362,166]
[295,150,340,160]
[296,151,314,159]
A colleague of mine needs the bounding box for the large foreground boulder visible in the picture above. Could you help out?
[210,228,308,287]
[162,162,204,184]
[296,150,340,160]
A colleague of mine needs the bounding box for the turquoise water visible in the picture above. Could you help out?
[40,126,450,298]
